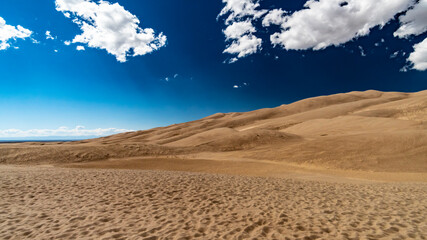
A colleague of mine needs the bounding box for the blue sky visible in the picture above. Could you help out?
[0,0,426,139]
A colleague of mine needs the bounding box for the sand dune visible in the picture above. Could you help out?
[1,90,427,239]
[1,89,426,174]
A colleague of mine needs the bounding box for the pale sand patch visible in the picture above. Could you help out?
[1,165,426,239]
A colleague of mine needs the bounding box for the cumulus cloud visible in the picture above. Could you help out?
[223,34,262,58]
[222,20,262,59]
[219,0,266,61]
[0,126,133,138]
[394,0,427,38]
[270,0,414,50]
[262,8,287,27]
[0,17,32,50]
[223,20,256,40]
[218,0,267,24]
[76,45,85,51]
[217,0,427,71]
[55,0,167,62]
[408,38,427,70]
[393,0,427,71]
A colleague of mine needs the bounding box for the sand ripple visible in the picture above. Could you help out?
[0,166,426,239]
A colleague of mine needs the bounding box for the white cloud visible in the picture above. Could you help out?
[270,0,414,50]
[358,46,366,57]
[218,0,267,24]
[217,0,426,71]
[54,49,58,53]
[223,34,262,58]
[394,0,427,38]
[223,20,256,40]
[219,0,266,61]
[390,51,400,58]
[76,45,85,51]
[173,74,178,78]
[226,57,238,64]
[393,0,427,71]
[408,37,427,70]
[45,30,55,40]
[55,0,167,62]
[222,21,261,60]
[262,8,287,27]
[64,40,71,45]
[0,126,133,138]
[233,82,249,88]
[0,17,32,50]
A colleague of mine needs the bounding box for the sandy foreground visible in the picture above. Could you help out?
[1,165,426,240]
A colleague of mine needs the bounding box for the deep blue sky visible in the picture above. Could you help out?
[0,0,426,138]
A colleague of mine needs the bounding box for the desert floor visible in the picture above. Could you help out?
[1,90,426,239]
[1,164,426,240]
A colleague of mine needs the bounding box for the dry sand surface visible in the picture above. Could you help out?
[1,165,426,240]
[1,90,427,239]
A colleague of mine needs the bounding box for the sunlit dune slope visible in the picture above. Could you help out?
[1,90,426,173]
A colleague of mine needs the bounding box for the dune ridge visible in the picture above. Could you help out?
[1,89,425,175]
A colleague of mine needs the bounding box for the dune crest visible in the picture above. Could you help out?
[1,90,426,175]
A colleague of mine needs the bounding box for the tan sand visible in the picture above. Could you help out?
[1,90,426,239]
[1,90,426,173]
[1,165,426,240]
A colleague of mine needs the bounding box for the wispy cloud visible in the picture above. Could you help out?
[0,126,133,138]
[233,82,248,88]
[45,30,55,40]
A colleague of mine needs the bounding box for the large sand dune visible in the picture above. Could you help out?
[1,90,426,239]
[1,90,426,175]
